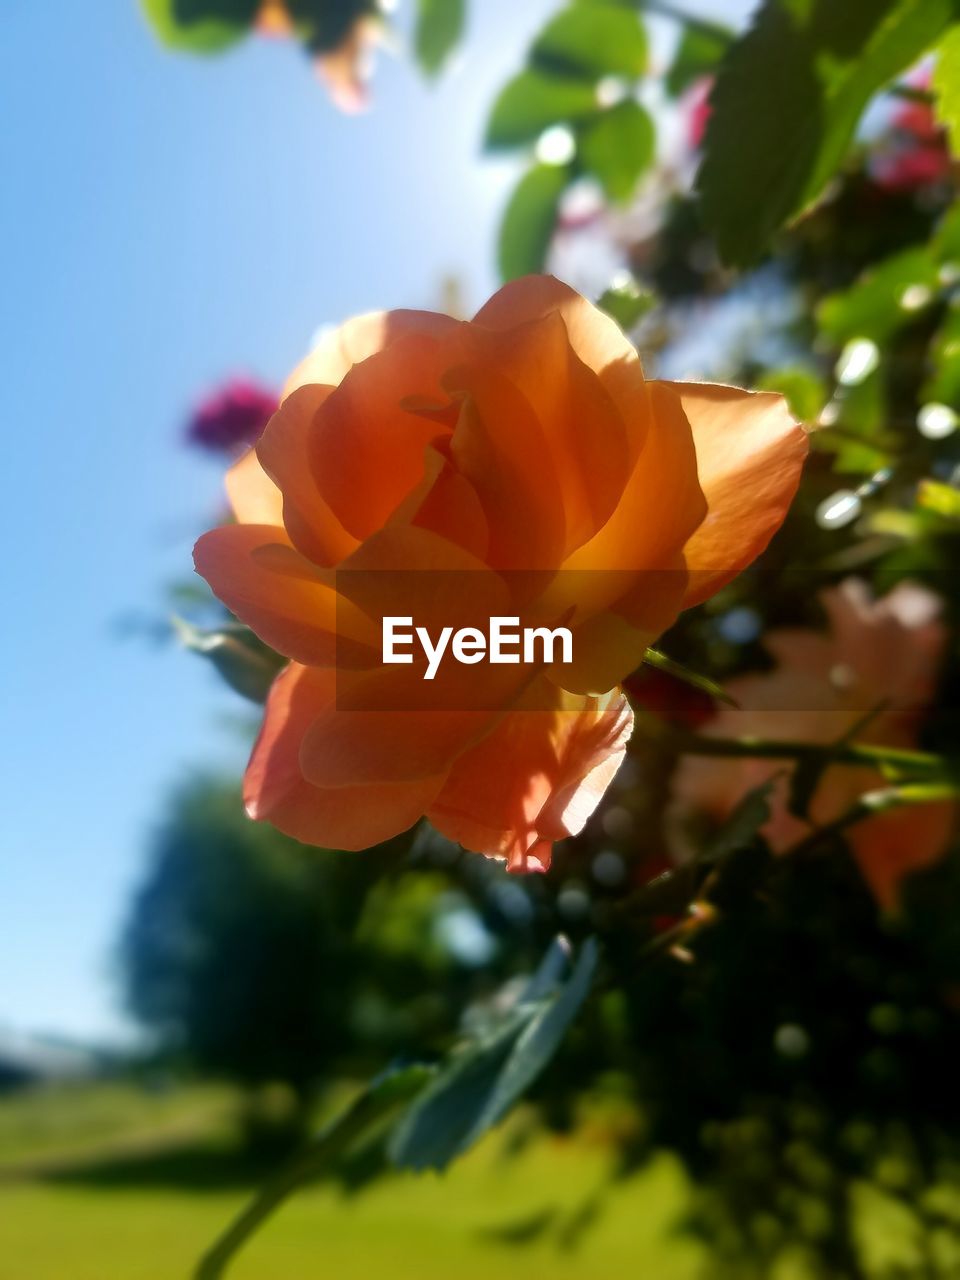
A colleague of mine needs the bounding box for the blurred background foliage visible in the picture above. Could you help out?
[9,1,960,1278]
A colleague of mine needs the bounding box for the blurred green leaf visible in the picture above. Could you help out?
[390,937,598,1171]
[597,274,656,329]
[701,780,775,865]
[579,100,655,202]
[934,24,960,155]
[917,478,960,518]
[486,70,597,149]
[498,163,570,280]
[816,365,896,475]
[698,0,959,267]
[141,0,258,52]
[414,0,466,78]
[532,3,647,79]
[923,309,960,405]
[756,366,827,423]
[819,247,939,345]
[172,616,284,703]
[933,201,960,264]
[665,23,731,97]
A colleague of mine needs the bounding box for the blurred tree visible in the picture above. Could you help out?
[120,780,537,1148]
[121,779,378,1142]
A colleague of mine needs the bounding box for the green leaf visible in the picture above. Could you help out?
[486,69,597,149]
[933,201,960,265]
[624,782,774,918]
[390,937,598,1171]
[698,0,960,267]
[471,938,598,1134]
[172,616,285,703]
[141,0,258,53]
[414,0,466,78]
[643,647,738,708]
[923,308,960,405]
[934,25,960,155]
[701,780,775,865]
[917,478,960,518]
[578,99,655,202]
[498,163,570,281]
[815,364,896,475]
[818,246,939,344]
[196,1066,432,1280]
[755,366,826,423]
[596,274,657,329]
[532,3,647,79]
[665,23,731,97]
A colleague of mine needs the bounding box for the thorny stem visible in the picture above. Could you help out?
[659,728,949,778]
[782,783,960,862]
[194,1070,429,1279]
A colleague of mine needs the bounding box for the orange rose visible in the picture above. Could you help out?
[673,579,956,909]
[195,275,807,869]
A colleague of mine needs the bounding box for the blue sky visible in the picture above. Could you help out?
[1,0,748,1042]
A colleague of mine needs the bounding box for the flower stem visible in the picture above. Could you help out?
[666,730,948,777]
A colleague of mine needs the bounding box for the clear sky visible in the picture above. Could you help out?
[0,0,749,1043]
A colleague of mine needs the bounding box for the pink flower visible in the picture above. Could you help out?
[186,378,279,457]
[686,77,713,152]
[871,68,951,192]
[673,579,955,910]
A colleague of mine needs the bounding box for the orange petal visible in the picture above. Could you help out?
[446,363,567,571]
[529,381,705,692]
[473,275,646,412]
[255,384,359,566]
[535,383,703,659]
[387,443,490,562]
[290,525,537,787]
[428,682,633,870]
[551,569,689,694]
[661,382,808,607]
[334,522,511,631]
[225,448,284,527]
[284,310,462,397]
[849,802,956,913]
[468,314,635,553]
[246,663,447,850]
[309,330,470,541]
[298,680,504,788]
[194,524,347,666]
[561,382,705,582]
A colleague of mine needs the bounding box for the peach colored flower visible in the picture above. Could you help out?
[255,1,378,112]
[255,0,296,37]
[673,579,955,910]
[313,16,379,114]
[195,276,807,869]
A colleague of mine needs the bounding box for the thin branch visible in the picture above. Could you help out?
[783,782,960,861]
[635,0,731,42]
[664,730,948,778]
[889,84,935,107]
[195,1069,430,1280]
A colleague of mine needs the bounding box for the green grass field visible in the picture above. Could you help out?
[0,1083,703,1280]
